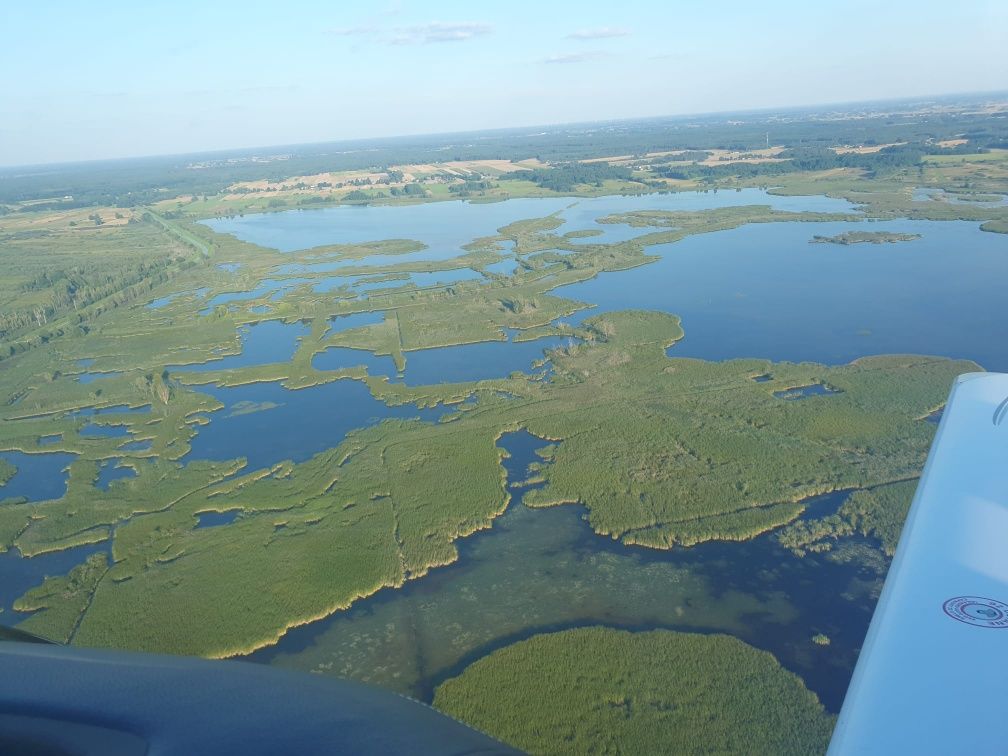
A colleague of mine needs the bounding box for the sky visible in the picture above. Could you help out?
[2,0,1007,166]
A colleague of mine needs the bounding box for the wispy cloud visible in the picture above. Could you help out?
[541,51,608,65]
[391,21,492,45]
[650,51,688,61]
[567,27,630,40]
[325,25,378,37]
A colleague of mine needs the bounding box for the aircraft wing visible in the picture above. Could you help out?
[0,640,519,755]
[829,372,1008,754]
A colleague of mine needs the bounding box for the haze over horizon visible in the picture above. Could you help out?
[2,0,1007,166]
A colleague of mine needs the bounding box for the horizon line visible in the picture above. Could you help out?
[3,88,1006,173]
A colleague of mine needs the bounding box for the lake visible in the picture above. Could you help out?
[0,451,77,502]
[551,219,1008,371]
[204,189,856,259]
[168,320,310,373]
[182,379,451,471]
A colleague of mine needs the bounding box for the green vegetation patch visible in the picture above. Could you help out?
[518,312,971,548]
[810,231,922,245]
[14,553,110,644]
[34,419,512,657]
[777,479,917,557]
[0,457,14,486]
[433,627,835,756]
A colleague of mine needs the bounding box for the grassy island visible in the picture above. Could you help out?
[810,231,922,245]
[433,627,835,755]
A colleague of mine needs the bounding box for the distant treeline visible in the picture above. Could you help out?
[449,179,494,195]
[659,141,989,181]
[1,94,1005,208]
[502,162,635,191]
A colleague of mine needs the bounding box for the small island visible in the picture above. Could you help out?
[810,231,921,245]
[433,627,835,755]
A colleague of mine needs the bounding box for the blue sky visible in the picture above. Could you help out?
[2,0,1006,166]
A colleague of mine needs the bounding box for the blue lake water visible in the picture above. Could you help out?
[119,440,152,452]
[774,384,842,400]
[484,258,521,276]
[80,422,130,439]
[201,279,313,314]
[148,293,183,310]
[313,274,362,293]
[205,197,574,255]
[168,320,310,373]
[0,451,77,502]
[204,189,857,258]
[96,459,137,490]
[183,379,449,471]
[324,311,386,338]
[77,371,123,384]
[148,288,209,310]
[555,189,857,246]
[202,190,857,317]
[551,219,1008,371]
[195,510,241,529]
[0,540,109,624]
[402,336,566,386]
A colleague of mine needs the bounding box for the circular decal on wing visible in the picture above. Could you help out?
[943,596,1008,628]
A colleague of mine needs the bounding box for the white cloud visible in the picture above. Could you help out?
[541,51,608,64]
[392,21,492,45]
[325,26,379,37]
[567,27,630,40]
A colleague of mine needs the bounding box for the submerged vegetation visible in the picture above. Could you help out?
[433,627,835,755]
[777,480,917,557]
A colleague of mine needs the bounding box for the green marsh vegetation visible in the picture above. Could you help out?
[810,231,922,245]
[0,127,980,651]
[777,480,917,557]
[0,103,1002,691]
[2,307,970,654]
[433,627,835,756]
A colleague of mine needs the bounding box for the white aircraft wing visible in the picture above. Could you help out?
[829,371,1008,754]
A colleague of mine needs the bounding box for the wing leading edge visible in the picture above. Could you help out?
[829,372,1008,754]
